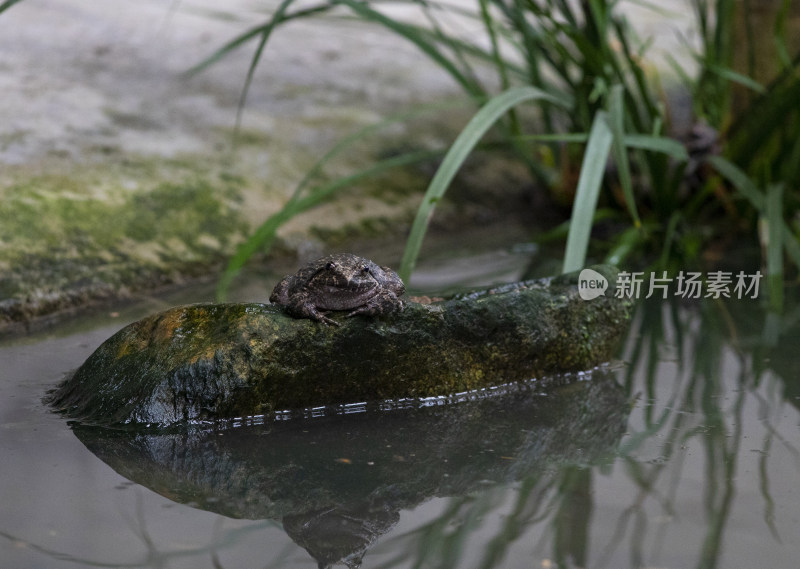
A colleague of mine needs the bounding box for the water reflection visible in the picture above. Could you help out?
[360,296,800,569]
[71,370,628,568]
[5,291,799,568]
[602,295,800,569]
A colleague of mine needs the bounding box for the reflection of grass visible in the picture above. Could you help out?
[606,296,800,567]
[360,295,799,568]
[371,483,555,569]
[369,466,598,568]
[0,496,285,569]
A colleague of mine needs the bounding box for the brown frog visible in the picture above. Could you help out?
[269,253,405,326]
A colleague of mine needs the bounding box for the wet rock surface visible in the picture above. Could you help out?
[49,265,631,427]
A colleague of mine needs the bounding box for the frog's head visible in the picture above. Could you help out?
[312,256,380,293]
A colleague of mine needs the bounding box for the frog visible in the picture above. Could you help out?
[269,253,405,326]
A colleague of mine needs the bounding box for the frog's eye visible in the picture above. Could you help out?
[326,262,337,271]
[361,265,369,273]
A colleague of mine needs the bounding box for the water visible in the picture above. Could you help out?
[2,254,799,569]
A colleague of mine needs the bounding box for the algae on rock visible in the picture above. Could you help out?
[49,265,632,427]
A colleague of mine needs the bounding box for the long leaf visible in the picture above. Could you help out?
[782,224,800,272]
[705,155,764,210]
[398,86,568,282]
[707,156,800,276]
[0,0,22,14]
[338,0,484,98]
[623,134,689,160]
[604,225,644,267]
[217,148,441,299]
[518,132,689,161]
[703,61,767,94]
[291,97,476,201]
[233,0,297,134]
[764,183,784,311]
[562,112,614,273]
[186,2,335,75]
[607,84,641,227]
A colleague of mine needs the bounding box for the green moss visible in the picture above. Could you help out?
[123,181,244,246]
[309,214,411,245]
[3,184,240,255]
[0,167,249,324]
[223,128,274,147]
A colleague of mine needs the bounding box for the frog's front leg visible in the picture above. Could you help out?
[345,291,403,318]
[286,297,341,326]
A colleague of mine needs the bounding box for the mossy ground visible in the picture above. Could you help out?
[0,109,536,331]
[0,158,248,323]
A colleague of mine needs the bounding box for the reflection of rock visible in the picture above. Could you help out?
[283,503,399,569]
[50,265,631,427]
[72,369,629,567]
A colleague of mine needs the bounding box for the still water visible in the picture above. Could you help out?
[1,251,799,569]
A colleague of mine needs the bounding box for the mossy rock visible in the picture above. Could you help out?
[50,265,632,428]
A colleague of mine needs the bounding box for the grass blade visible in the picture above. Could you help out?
[291,97,475,201]
[478,0,511,92]
[562,111,614,273]
[702,61,767,94]
[217,148,441,299]
[782,224,800,272]
[233,0,297,134]
[607,84,641,227]
[763,183,784,311]
[707,157,800,281]
[338,0,484,98]
[186,24,269,76]
[186,2,334,75]
[518,133,688,161]
[398,86,568,282]
[605,224,645,266]
[623,134,689,160]
[705,155,765,210]
[0,0,23,14]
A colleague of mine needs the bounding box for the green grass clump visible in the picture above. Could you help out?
[194,0,797,307]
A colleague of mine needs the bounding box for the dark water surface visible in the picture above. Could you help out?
[2,253,799,569]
